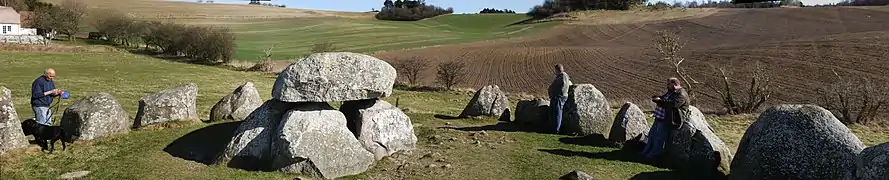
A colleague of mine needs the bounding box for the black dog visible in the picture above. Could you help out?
[21,119,70,153]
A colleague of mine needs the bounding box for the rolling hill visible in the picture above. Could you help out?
[376,7,889,111]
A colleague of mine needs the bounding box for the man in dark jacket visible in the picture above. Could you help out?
[548,64,572,134]
[31,68,62,126]
[641,77,689,159]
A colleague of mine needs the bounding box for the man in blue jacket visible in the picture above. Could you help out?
[31,68,62,126]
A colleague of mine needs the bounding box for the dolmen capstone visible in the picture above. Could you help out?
[272,52,396,102]
[459,85,509,118]
[0,86,28,155]
[514,98,550,130]
[730,104,865,180]
[663,106,733,178]
[218,52,416,179]
[60,92,130,141]
[608,102,648,144]
[562,84,613,136]
[209,82,262,122]
[134,83,198,128]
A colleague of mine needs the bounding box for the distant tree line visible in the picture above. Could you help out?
[479,8,516,14]
[94,10,236,64]
[376,0,454,21]
[835,0,889,6]
[527,0,646,18]
[246,0,285,7]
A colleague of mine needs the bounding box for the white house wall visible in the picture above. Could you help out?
[1,23,21,35]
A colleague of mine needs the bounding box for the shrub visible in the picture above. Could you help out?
[311,42,338,53]
[395,56,430,85]
[480,8,516,14]
[436,61,467,90]
[701,61,774,114]
[375,4,454,21]
[819,72,889,125]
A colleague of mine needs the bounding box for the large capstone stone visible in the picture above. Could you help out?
[459,85,509,118]
[209,82,262,122]
[217,100,297,170]
[664,106,733,178]
[60,93,130,141]
[849,142,889,180]
[271,103,375,179]
[562,84,613,136]
[608,102,649,143]
[0,86,28,155]
[515,98,550,131]
[134,83,198,128]
[272,52,396,102]
[729,104,865,180]
[340,99,417,160]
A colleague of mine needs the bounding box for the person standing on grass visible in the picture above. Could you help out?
[641,77,689,160]
[31,68,62,127]
[548,64,572,134]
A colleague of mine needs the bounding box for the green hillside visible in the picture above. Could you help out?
[227,14,558,60]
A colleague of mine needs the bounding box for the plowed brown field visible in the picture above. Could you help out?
[376,7,889,110]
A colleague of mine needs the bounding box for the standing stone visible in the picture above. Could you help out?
[209,82,262,122]
[730,104,865,180]
[340,99,417,160]
[514,98,550,128]
[608,102,649,143]
[849,142,889,180]
[134,83,198,128]
[664,106,733,177]
[217,100,297,170]
[562,84,612,137]
[0,86,28,155]
[60,92,130,141]
[272,52,396,102]
[559,170,595,180]
[459,85,509,118]
[271,103,375,179]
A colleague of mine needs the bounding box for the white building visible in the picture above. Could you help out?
[0,6,37,36]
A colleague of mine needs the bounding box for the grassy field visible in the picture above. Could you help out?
[44,0,561,61]
[225,14,560,60]
[1,50,886,179]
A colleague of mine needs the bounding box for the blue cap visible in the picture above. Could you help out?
[61,91,69,99]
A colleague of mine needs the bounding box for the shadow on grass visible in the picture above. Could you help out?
[629,171,684,180]
[538,148,662,167]
[164,121,241,165]
[434,114,463,120]
[441,122,530,132]
[558,134,621,148]
[540,148,729,180]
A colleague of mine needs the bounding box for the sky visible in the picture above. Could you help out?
[192,0,847,13]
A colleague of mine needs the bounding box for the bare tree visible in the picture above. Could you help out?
[396,56,430,85]
[436,61,466,90]
[702,61,774,114]
[311,42,337,53]
[654,29,699,104]
[56,0,88,42]
[819,71,889,125]
[249,45,276,72]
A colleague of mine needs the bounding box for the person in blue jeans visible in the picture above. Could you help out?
[641,77,688,160]
[548,64,572,134]
[31,68,62,127]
